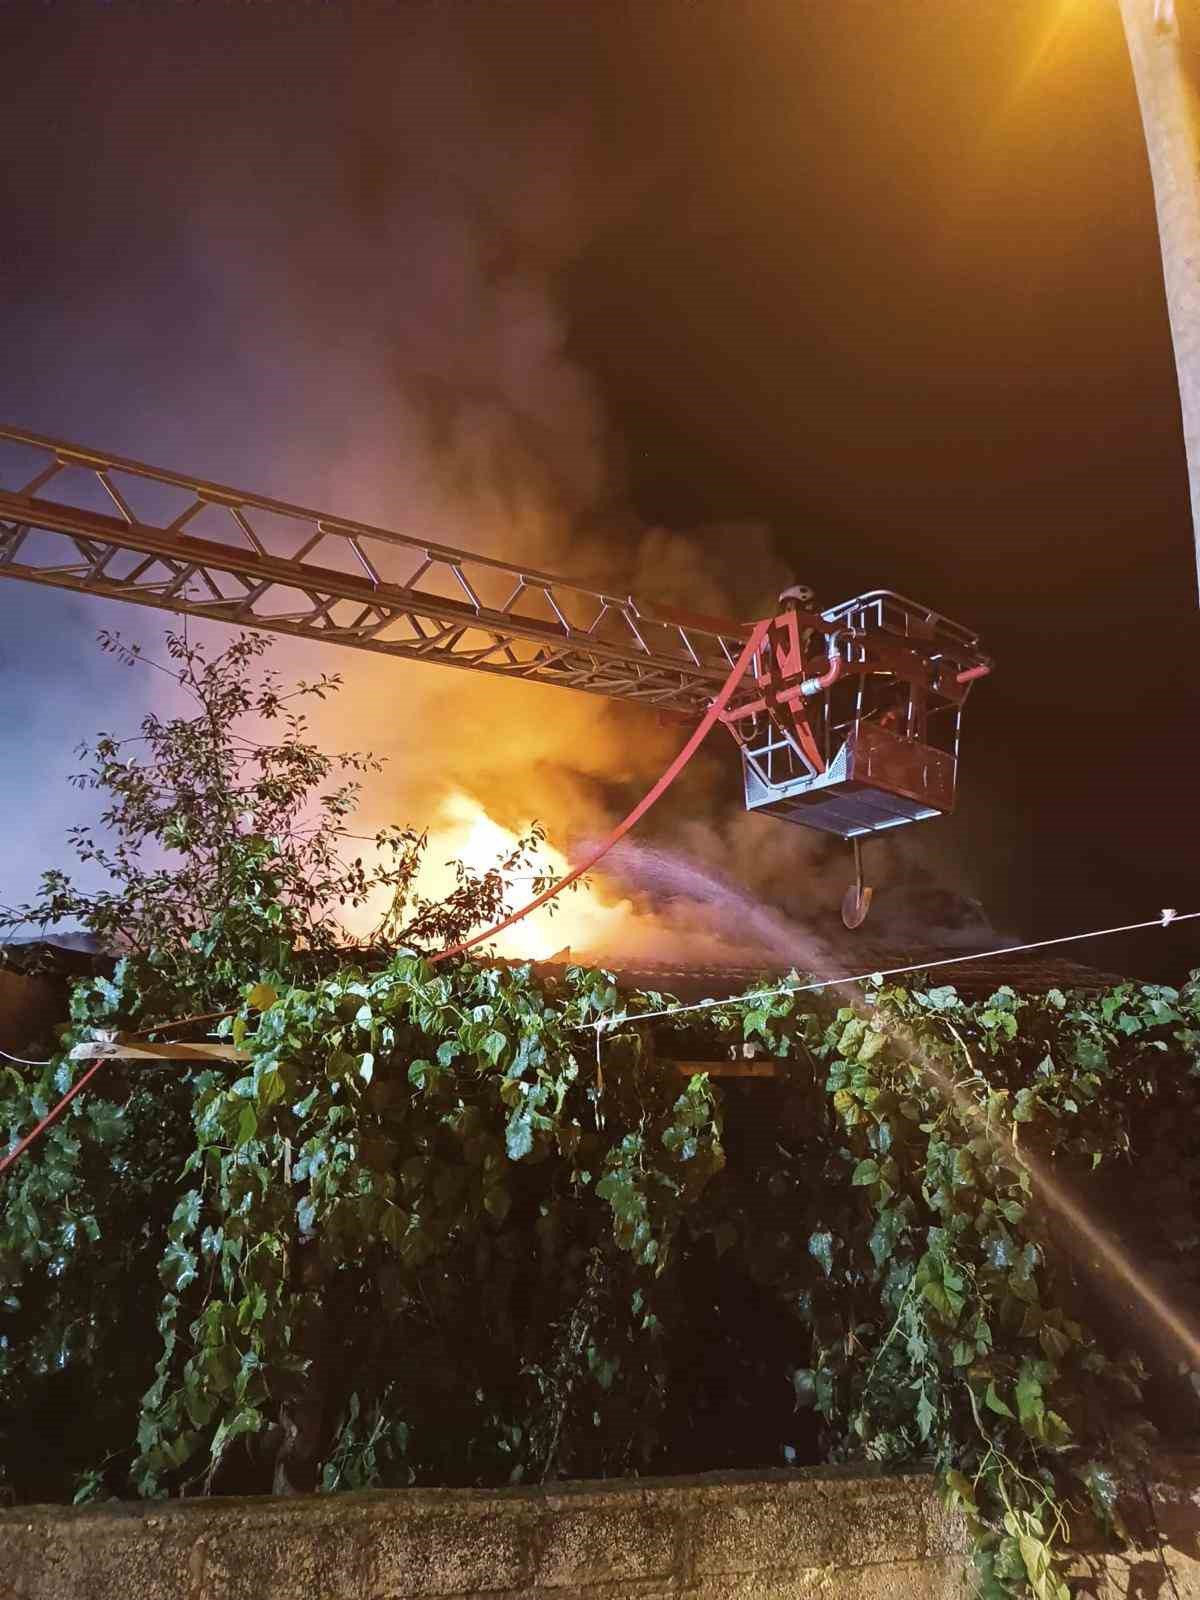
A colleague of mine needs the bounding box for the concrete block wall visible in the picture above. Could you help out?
[0,1467,972,1599]
[1,1459,1198,1599]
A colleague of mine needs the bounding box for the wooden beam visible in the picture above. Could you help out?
[66,1043,786,1077]
[69,1041,251,1063]
[666,1059,785,1078]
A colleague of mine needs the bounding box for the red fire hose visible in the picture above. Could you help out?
[0,1058,108,1178]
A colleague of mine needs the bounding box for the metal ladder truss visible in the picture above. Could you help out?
[0,426,752,719]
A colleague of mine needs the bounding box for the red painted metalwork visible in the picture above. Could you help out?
[0,425,991,850]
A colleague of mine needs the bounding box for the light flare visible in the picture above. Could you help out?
[1004,0,1087,111]
[883,1013,1200,1374]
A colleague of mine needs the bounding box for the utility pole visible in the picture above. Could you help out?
[1117,0,1200,601]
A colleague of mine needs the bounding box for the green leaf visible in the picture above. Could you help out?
[587,1347,620,1391]
[159,1240,198,1294]
[235,1104,258,1146]
[1013,1088,1038,1123]
[326,1049,357,1082]
[1008,1265,1040,1305]
[869,1208,903,1269]
[922,1280,963,1323]
[505,1110,534,1161]
[985,1381,1015,1419]
[925,986,961,1011]
[922,1280,950,1318]
[1015,1362,1045,1424]
[858,1029,887,1063]
[257,1067,287,1110]
[838,1019,867,1057]
[169,1190,201,1241]
[183,1374,217,1428]
[915,1388,936,1441]
[790,1368,816,1408]
[1041,1409,1073,1448]
[246,982,277,1011]
[984,1233,1014,1270]
[808,1230,834,1277]
[481,1030,508,1066]
[210,1406,263,1460]
[400,1155,426,1192]
[1080,1460,1124,1535]
[944,1469,975,1508]
[379,1206,408,1248]
[88,1103,125,1144]
[713,1221,738,1257]
[832,1088,862,1125]
[851,1158,880,1186]
[1039,1324,1071,1362]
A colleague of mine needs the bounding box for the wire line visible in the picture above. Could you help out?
[578,909,1200,1032]
[0,1048,54,1067]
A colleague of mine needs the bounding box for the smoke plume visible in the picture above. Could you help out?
[0,4,989,971]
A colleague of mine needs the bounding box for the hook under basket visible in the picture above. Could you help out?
[841,838,873,929]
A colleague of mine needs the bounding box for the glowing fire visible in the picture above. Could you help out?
[410,791,641,961]
[346,787,764,968]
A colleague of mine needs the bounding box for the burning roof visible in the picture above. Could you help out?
[586,950,1127,1007]
[2,931,1129,1003]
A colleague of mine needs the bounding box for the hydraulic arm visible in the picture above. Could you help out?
[0,425,991,926]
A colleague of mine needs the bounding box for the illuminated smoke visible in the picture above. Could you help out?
[0,5,986,963]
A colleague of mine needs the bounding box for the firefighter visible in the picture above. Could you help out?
[778,583,818,674]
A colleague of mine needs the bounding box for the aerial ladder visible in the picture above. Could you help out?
[0,425,991,927]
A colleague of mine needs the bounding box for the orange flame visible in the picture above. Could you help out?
[406,791,644,962]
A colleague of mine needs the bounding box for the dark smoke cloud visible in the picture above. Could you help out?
[0,3,984,963]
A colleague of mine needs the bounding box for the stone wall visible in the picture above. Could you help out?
[2,1458,1199,1600]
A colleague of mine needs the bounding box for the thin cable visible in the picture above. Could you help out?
[429,619,770,965]
[577,909,1200,1032]
[0,1048,54,1067]
[0,1058,108,1178]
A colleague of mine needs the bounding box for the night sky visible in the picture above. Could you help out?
[1,0,1197,983]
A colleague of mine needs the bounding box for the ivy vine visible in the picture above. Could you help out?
[2,629,1198,1600]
